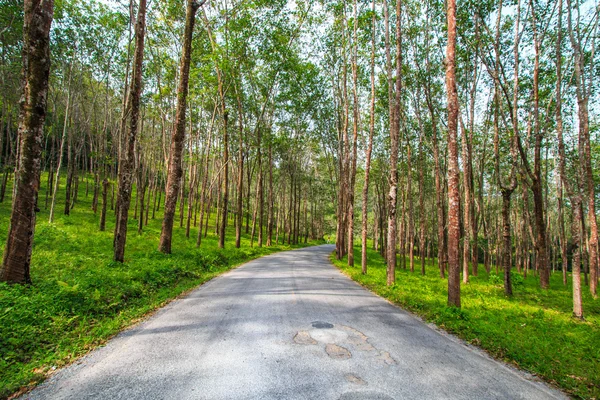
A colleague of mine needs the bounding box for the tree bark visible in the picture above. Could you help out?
[49,61,72,223]
[347,0,359,266]
[159,0,201,254]
[567,0,598,297]
[385,0,401,286]
[445,0,461,307]
[361,0,377,275]
[100,178,109,231]
[113,0,147,262]
[235,94,244,248]
[1,0,54,284]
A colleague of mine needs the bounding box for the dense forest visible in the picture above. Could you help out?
[1,0,599,397]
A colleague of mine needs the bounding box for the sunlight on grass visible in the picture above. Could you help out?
[331,246,600,399]
[0,174,322,398]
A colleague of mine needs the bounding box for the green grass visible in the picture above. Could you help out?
[332,246,600,399]
[0,173,321,399]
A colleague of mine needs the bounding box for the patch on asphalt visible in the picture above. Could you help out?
[339,391,395,400]
[376,351,397,366]
[326,344,352,360]
[312,321,334,329]
[293,324,396,366]
[294,331,317,345]
[310,328,349,344]
[345,374,367,385]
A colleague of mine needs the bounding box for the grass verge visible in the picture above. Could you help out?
[0,174,321,399]
[331,246,600,399]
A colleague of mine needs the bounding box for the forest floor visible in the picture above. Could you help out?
[332,247,600,399]
[0,173,321,399]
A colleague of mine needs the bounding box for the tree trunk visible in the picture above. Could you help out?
[361,0,376,275]
[113,0,147,263]
[501,189,514,295]
[385,0,401,286]
[63,137,73,215]
[266,140,274,246]
[445,0,461,307]
[347,0,359,266]
[235,96,244,248]
[100,178,109,231]
[219,109,229,248]
[49,62,72,223]
[1,0,54,284]
[571,197,584,319]
[159,0,200,254]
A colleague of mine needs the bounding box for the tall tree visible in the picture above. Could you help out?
[386,0,401,286]
[113,0,147,263]
[445,0,461,307]
[567,0,598,297]
[361,0,377,275]
[1,0,54,283]
[159,0,203,254]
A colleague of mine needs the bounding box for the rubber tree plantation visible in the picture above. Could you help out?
[0,0,599,398]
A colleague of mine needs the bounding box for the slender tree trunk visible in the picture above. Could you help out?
[267,141,274,246]
[385,0,401,286]
[257,127,264,247]
[235,96,244,248]
[567,0,598,297]
[361,0,377,275]
[159,0,201,254]
[555,0,568,286]
[528,5,550,289]
[63,137,73,215]
[113,0,147,262]
[49,63,73,223]
[219,109,229,248]
[407,136,414,273]
[571,197,584,319]
[346,0,359,266]
[1,0,54,284]
[418,121,426,276]
[100,178,109,231]
[501,190,514,295]
[461,121,471,283]
[196,107,215,246]
[138,172,147,235]
[445,0,461,307]
[426,96,445,278]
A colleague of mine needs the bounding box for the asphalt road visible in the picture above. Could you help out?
[21,244,566,400]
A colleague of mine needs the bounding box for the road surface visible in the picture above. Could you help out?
[21,245,565,400]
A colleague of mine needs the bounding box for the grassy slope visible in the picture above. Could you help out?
[332,246,600,399]
[0,174,321,398]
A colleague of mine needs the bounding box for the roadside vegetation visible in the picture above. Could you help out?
[332,247,600,399]
[0,176,320,399]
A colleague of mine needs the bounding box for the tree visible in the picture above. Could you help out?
[385,0,401,286]
[445,0,461,307]
[361,0,377,275]
[159,0,203,254]
[113,0,147,263]
[1,0,54,284]
[567,0,598,298]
